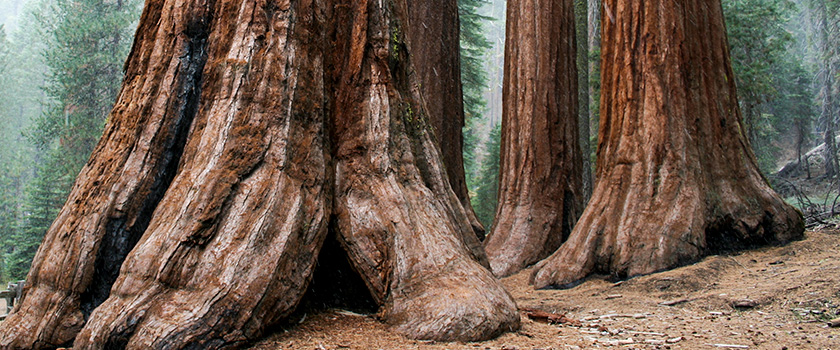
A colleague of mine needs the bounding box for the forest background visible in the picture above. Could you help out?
[0,0,836,282]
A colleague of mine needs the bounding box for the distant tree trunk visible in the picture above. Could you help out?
[483,0,583,278]
[575,0,592,204]
[587,0,601,168]
[0,0,518,348]
[532,0,804,289]
[406,0,486,239]
[823,73,838,178]
[812,0,838,178]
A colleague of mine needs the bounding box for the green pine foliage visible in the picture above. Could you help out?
[724,0,815,173]
[459,0,493,187]
[806,0,840,172]
[459,0,493,123]
[472,122,501,229]
[5,161,64,280]
[1,0,140,279]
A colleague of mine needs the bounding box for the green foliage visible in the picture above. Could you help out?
[5,157,65,280]
[806,0,840,175]
[724,0,815,173]
[459,0,493,123]
[459,0,493,187]
[0,0,140,280]
[0,25,7,74]
[472,122,501,229]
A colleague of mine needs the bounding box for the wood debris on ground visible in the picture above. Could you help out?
[521,308,582,326]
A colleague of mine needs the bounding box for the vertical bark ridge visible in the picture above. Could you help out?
[483,0,583,278]
[531,0,803,289]
[73,0,331,348]
[79,0,211,318]
[328,0,518,341]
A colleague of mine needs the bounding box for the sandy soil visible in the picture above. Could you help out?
[251,230,840,350]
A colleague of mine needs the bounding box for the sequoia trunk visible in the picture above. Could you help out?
[406,0,486,239]
[532,0,804,289]
[0,0,518,348]
[483,0,584,277]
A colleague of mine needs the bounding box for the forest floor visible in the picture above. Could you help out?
[252,229,840,350]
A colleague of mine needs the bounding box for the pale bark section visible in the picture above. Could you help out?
[329,0,518,341]
[406,0,486,239]
[532,0,804,289]
[484,0,583,278]
[0,1,210,347]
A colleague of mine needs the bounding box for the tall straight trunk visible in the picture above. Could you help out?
[0,0,518,348]
[816,0,839,178]
[587,0,601,167]
[532,0,804,289]
[816,0,840,178]
[575,0,592,203]
[406,0,486,239]
[484,0,583,278]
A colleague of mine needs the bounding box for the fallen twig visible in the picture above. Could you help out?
[625,330,666,337]
[660,298,693,306]
[521,308,582,326]
[708,344,749,349]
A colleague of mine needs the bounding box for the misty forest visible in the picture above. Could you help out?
[0,0,838,348]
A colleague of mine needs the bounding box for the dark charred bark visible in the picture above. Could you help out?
[406,0,486,240]
[483,0,584,277]
[531,0,804,289]
[0,0,518,348]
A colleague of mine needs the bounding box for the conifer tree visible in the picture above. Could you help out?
[473,122,502,229]
[807,0,840,177]
[10,0,140,278]
[723,0,815,173]
[459,0,493,186]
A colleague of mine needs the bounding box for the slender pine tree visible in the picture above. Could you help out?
[458,0,493,187]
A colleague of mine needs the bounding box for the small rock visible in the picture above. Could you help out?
[667,337,683,343]
[828,318,840,328]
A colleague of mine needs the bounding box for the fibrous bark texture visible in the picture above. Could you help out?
[0,0,518,348]
[531,0,804,289]
[327,0,517,341]
[406,0,486,239]
[483,0,584,278]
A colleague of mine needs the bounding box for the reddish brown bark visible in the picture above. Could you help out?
[0,0,518,348]
[406,0,485,239]
[327,0,516,340]
[532,0,804,289]
[483,0,584,277]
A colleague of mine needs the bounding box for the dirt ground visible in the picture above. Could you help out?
[251,230,840,350]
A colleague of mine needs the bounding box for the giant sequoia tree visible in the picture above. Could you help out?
[406,0,485,239]
[483,0,584,277]
[531,0,804,289]
[0,0,519,348]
